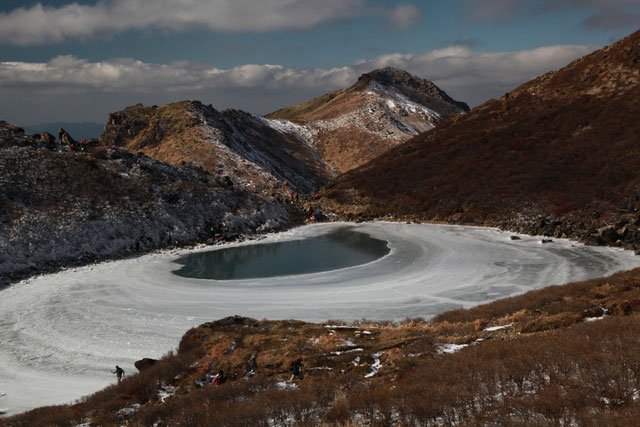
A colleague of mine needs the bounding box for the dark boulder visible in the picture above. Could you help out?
[134,357,158,372]
[580,234,604,246]
[598,226,621,244]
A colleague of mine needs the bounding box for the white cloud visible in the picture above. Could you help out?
[352,44,597,104]
[0,0,366,45]
[0,56,356,92]
[386,3,423,30]
[0,43,598,123]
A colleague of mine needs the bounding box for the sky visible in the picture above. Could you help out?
[0,0,638,126]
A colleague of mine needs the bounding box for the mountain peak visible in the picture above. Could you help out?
[354,67,470,115]
[356,67,420,87]
[265,67,469,172]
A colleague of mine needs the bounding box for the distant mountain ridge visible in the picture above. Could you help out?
[97,69,468,192]
[321,30,640,250]
[266,67,469,172]
[21,121,104,140]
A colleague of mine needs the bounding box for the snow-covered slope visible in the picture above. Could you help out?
[0,122,292,285]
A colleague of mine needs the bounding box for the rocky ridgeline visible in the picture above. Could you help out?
[503,216,640,253]
[99,101,335,196]
[310,205,640,254]
[0,120,42,149]
[0,122,293,285]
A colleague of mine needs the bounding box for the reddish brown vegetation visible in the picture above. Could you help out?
[321,31,640,250]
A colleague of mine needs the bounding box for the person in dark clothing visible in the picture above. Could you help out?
[113,365,125,383]
[289,356,304,381]
[40,132,57,150]
[212,370,227,385]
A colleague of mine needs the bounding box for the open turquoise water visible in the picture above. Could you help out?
[172,228,390,280]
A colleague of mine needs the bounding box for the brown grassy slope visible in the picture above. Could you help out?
[6,268,640,426]
[266,82,358,122]
[322,31,640,235]
[98,101,334,194]
[98,101,216,171]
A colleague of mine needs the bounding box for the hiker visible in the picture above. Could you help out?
[212,370,227,386]
[113,365,125,383]
[289,356,304,381]
[59,128,79,147]
[40,132,57,150]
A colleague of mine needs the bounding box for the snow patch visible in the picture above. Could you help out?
[331,348,364,355]
[483,323,514,332]
[276,381,298,389]
[364,352,385,378]
[117,403,140,418]
[341,338,357,347]
[157,383,177,403]
[437,343,469,354]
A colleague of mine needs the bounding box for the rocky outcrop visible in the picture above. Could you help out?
[498,215,640,253]
[134,358,158,372]
[0,120,42,149]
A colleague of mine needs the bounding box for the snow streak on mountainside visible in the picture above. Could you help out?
[99,101,335,195]
[266,68,469,173]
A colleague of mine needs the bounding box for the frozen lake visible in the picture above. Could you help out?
[173,228,390,280]
[1,222,640,416]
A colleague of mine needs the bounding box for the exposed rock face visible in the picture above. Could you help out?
[99,101,335,195]
[0,121,292,285]
[266,67,469,173]
[321,30,640,250]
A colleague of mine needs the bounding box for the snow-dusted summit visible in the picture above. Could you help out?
[266,68,469,172]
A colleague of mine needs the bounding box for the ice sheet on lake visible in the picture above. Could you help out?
[1,222,640,415]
